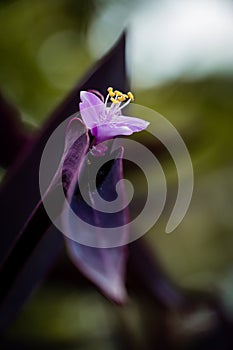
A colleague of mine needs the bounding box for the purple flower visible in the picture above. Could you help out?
[79,88,149,143]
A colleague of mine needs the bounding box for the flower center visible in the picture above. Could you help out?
[104,87,134,116]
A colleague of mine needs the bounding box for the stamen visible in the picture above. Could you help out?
[106,87,134,113]
[105,93,110,107]
[118,95,126,102]
[114,90,122,97]
[110,97,120,104]
[118,97,132,111]
[107,87,115,97]
[127,91,134,101]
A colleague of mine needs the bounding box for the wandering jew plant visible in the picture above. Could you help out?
[61,87,150,302]
[0,36,188,334]
[1,32,228,348]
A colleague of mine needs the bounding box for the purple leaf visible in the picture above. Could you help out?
[0,226,63,333]
[64,145,128,304]
[67,242,128,304]
[45,117,90,195]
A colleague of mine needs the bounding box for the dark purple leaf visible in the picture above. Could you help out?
[0,226,63,333]
[0,92,31,168]
[65,145,128,304]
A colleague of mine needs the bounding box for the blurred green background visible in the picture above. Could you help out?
[1,0,233,348]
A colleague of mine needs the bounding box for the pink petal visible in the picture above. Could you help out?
[116,115,150,132]
[80,90,103,106]
[79,91,105,129]
[93,124,133,143]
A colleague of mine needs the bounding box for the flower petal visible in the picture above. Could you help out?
[92,124,133,143]
[116,115,150,132]
[80,90,103,106]
[79,91,105,129]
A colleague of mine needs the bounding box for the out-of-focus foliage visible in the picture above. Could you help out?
[0,0,100,124]
[1,0,233,349]
[137,78,233,291]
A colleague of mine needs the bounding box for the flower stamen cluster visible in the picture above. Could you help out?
[106,87,134,111]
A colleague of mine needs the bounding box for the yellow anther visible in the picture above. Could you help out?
[107,87,134,105]
[127,91,134,101]
[114,90,122,97]
[107,87,115,97]
[118,95,126,102]
[110,97,120,104]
